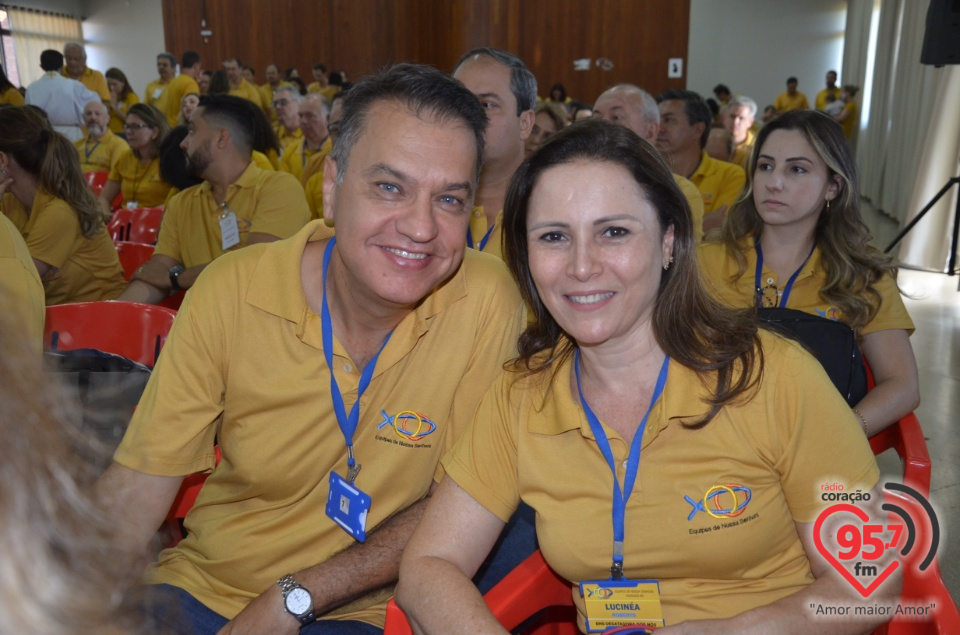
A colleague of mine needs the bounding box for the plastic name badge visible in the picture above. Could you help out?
[325,471,370,543]
[579,579,664,632]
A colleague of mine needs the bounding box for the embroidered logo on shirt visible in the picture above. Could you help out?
[377,409,437,442]
[684,484,752,521]
[813,306,842,321]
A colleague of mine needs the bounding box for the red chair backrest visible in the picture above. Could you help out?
[114,241,155,281]
[107,207,164,244]
[43,301,177,367]
[84,170,110,196]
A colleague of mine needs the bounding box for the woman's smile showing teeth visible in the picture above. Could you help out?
[567,292,614,305]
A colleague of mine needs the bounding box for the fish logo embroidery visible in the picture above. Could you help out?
[585,586,614,599]
[378,410,437,442]
[685,484,752,521]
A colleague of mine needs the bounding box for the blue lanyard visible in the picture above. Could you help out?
[754,237,815,308]
[321,237,392,481]
[466,222,496,251]
[84,140,101,160]
[575,350,670,580]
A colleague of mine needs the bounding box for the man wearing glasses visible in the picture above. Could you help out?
[273,85,304,153]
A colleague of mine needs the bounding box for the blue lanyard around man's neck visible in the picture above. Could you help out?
[574,349,670,580]
[321,237,392,481]
[466,221,496,251]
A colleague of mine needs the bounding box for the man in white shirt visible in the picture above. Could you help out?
[25,50,99,142]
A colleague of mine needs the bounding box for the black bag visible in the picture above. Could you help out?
[44,348,152,455]
[757,307,868,406]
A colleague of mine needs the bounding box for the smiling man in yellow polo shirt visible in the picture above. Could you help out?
[61,42,110,101]
[116,94,309,304]
[95,64,524,634]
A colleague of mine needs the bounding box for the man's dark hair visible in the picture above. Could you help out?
[787,76,798,85]
[713,83,731,96]
[331,63,487,184]
[657,89,712,149]
[196,94,258,155]
[182,50,201,69]
[313,62,327,73]
[157,52,176,67]
[40,50,64,72]
[454,47,537,115]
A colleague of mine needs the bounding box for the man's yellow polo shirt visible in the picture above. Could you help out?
[673,174,705,243]
[774,91,809,112]
[0,211,44,352]
[275,124,303,153]
[18,191,125,305]
[468,206,504,260]
[228,79,265,110]
[144,78,168,109]
[688,151,746,215]
[155,161,309,268]
[62,66,110,101]
[279,135,332,184]
[444,331,879,628]
[697,240,914,336]
[115,221,526,624]
[815,88,842,111]
[75,129,129,173]
[304,167,327,221]
[161,73,200,126]
[109,150,171,209]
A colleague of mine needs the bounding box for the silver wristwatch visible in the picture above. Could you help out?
[278,574,316,625]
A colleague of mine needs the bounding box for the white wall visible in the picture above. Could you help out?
[81,0,165,99]
[688,0,847,110]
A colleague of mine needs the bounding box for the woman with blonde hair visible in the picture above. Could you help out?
[0,106,125,304]
[698,109,917,435]
[99,103,172,214]
[0,319,164,633]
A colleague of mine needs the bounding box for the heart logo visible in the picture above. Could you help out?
[813,503,899,597]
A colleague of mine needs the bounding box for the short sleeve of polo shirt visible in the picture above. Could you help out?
[442,369,524,523]
[114,251,231,474]
[247,170,311,238]
[154,190,186,263]
[24,198,81,270]
[760,335,880,522]
[861,272,914,335]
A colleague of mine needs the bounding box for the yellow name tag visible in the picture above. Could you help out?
[579,579,664,632]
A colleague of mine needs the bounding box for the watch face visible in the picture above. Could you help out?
[286,587,312,615]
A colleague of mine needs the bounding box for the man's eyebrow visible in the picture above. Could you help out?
[475,91,501,101]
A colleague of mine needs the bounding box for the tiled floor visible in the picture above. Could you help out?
[865,204,960,603]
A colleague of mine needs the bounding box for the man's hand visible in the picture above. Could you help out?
[216,584,301,635]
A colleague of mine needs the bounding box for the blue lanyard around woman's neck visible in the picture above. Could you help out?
[321,237,392,481]
[754,236,816,308]
[574,349,670,580]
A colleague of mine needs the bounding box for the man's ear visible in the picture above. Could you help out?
[321,154,339,222]
[519,109,535,141]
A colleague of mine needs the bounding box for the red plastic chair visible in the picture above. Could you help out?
[107,206,164,244]
[43,301,177,367]
[385,550,578,635]
[114,241,155,281]
[84,170,110,196]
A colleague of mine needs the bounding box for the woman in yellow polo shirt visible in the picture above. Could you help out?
[99,103,172,215]
[698,109,918,436]
[105,67,139,137]
[398,120,896,633]
[0,107,125,304]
